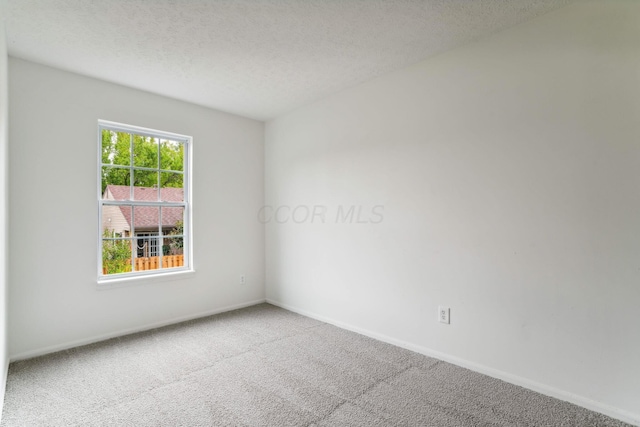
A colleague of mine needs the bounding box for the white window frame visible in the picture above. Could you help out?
[98,120,193,283]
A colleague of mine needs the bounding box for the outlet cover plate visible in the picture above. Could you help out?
[439,306,450,324]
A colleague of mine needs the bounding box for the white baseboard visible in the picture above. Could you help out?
[266,298,640,427]
[10,299,266,362]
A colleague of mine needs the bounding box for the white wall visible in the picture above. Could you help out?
[0,11,10,419]
[265,1,640,423]
[9,58,265,358]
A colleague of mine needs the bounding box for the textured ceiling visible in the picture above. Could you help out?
[4,0,573,120]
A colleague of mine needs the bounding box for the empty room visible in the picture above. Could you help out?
[0,0,638,426]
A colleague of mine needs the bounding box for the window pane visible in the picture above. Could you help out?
[101,167,131,198]
[102,130,131,167]
[102,239,132,275]
[160,173,184,201]
[133,206,159,235]
[134,234,160,260]
[101,129,114,165]
[133,170,159,200]
[162,206,184,236]
[160,140,184,171]
[163,236,184,255]
[162,237,184,270]
[102,205,131,237]
[133,135,159,168]
[162,203,184,270]
[160,171,183,190]
[132,205,160,271]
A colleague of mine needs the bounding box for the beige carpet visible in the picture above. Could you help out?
[1,303,632,426]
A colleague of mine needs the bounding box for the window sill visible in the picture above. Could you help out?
[97,268,195,289]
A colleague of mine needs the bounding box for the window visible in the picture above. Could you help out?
[98,120,191,280]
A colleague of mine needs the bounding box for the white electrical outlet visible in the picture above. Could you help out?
[240,275,246,285]
[438,306,450,324]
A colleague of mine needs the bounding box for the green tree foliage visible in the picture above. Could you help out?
[163,220,184,255]
[102,230,132,274]
[101,130,184,193]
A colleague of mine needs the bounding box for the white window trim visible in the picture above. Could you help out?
[97,120,193,284]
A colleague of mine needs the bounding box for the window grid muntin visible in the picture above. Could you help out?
[105,164,185,174]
